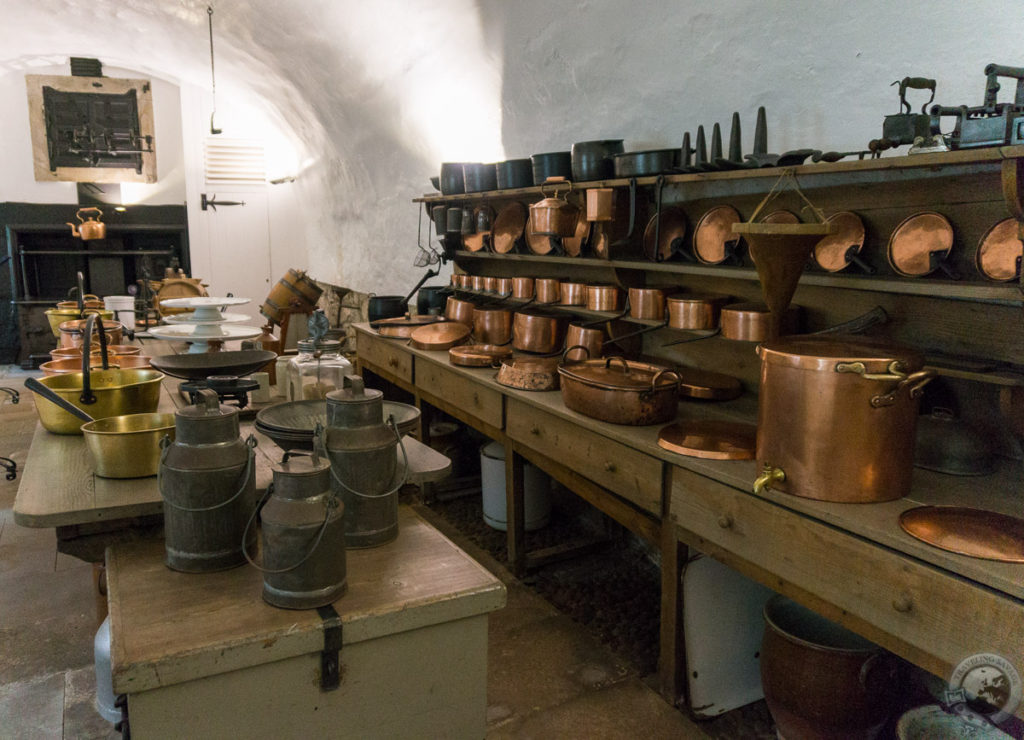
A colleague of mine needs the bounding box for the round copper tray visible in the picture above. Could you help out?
[643,207,688,261]
[371,315,444,338]
[492,202,528,254]
[675,366,743,400]
[524,215,555,255]
[814,211,866,272]
[976,217,1022,282]
[409,321,471,350]
[899,506,1024,562]
[887,211,954,277]
[449,343,513,367]
[657,419,757,459]
[562,212,591,257]
[693,205,742,264]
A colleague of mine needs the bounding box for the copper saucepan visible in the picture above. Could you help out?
[666,293,731,330]
[473,306,513,345]
[512,277,535,299]
[628,287,668,320]
[560,281,587,306]
[720,302,801,342]
[586,284,622,312]
[565,323,606,362]
[513,310,569,354]
[535,278,560,304]
[444,296,476,327]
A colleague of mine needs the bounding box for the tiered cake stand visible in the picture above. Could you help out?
[148,297,263,353]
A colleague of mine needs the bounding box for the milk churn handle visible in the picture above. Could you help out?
[327,417,410,499]
[241,482,338,574]
[159,435,257,512]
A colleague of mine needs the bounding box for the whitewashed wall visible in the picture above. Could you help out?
[0,0,1021,297]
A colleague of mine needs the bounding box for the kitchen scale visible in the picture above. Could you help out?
[179,375,260,409]
[148,296,263,353]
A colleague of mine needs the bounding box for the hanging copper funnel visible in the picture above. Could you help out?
[732,174,832,339]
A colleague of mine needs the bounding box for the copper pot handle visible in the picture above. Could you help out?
[835,361,936,407]
[648,369,681,393]
[561,344,592,363]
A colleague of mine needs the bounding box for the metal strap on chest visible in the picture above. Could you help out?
[316,604,343,691]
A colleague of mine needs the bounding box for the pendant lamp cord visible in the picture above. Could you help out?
[208,5,222,134]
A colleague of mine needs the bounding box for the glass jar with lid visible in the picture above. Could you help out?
[286,339,352,401]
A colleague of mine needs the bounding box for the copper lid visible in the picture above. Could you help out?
[558,357,677,391]
[899,506,1024,562]
[976,217,1022,282]
[658,419,756,459]
[674,367,743,400]
[887,211,954,277]
[524,215,555,255]
[492,202,527,254]
[562,212,591,257]
[409,321,471,350]
[693,205,742,264]
[449,344,514,367]
[814,211,866,272]
[643,207,688,261]
[591,222,611,259]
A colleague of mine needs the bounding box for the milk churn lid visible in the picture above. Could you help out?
[325,374,382,404]
[176,387,239,419]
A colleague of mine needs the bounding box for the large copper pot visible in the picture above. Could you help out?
[761,595,896,739]
[473,306,512,345]
[754,336,936,503]
[558,356,680,425]
[513,310,568,354]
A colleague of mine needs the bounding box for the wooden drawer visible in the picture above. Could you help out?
[506,398,662,515]
[415,361,503,431]
[356,332,412,384]
[670,465,1024,685]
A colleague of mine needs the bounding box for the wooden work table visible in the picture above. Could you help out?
[108,506,505,738]
[354,322,1024,714]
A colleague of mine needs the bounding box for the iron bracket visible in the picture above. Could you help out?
[317,604,343,691]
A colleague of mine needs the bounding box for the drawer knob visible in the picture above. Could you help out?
[717,514,734,529]
[892,593,913,613]
[472,392,480,406]
[529,426,541,436]
[388,358,399,368]
[604,461,617,473]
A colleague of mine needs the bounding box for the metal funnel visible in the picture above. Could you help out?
[732,222,831,338]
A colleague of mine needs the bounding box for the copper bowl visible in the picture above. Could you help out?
[585,284,622,312]
[58,319,123,348]
[720,302,800,342]
[666,293,731,330]
[41,355,152,376]
[628,287,667,320]
[51,344,142,359]
[535,278,560,304]
[512,277,535,299]
[559,281,587,306]
[473,307,513,345]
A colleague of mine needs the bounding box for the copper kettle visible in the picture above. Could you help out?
[529,179,579,238]
[67,207,106,241]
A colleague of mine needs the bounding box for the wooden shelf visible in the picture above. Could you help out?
[453,252,1023,305]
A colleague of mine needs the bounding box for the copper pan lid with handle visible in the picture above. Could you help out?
[975,217,1022,282]
[813,211,872,274]
[887,211,956,278]
[409,321,471,350]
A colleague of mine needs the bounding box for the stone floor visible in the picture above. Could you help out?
[0,370,711,739]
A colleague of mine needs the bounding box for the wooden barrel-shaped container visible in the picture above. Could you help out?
[261,269,323,325]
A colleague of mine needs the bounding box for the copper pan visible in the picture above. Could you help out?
[564,324,605,362]
[492,202,528,254]
[975,217,1022,282]
[449,344,514,368]
[585,284,622,312]
[444,296,476,327]
[535,278,560,304]
[720,302,801,342]
[512,277,535,299]
[667,293,731,330]
[512,310,568,354]
[473,306,513,344]
[693,205,743,265]
[494,277,513,295]
[470,275,485,291]
[627,287,667,320]
[559,281,587,306]
[557,356,681,426]
[887,211,956,278]
[409,321,471,351]
[813,211,872,274]
[495,355,560,391]
[58,319,123,348]
[372,315,444,338]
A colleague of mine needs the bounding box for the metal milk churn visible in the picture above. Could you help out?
[325,375,406,548]
[159,388,257,572]
[246,452,347,609]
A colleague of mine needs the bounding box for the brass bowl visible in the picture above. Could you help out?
[32,369,165,435]
[45,308,113,338]
[81,412,176,478]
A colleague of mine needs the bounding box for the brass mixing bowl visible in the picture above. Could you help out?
[81,413,176,478]
[33,369,165,435]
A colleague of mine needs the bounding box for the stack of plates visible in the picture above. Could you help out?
[255,399,421,451]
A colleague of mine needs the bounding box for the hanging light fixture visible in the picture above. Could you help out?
[207,5,222,135]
